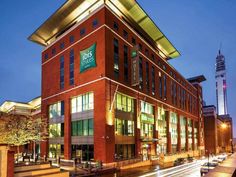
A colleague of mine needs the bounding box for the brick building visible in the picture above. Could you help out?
[29,0,205,163]
[203,105,233,154]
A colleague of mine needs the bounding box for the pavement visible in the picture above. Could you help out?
[204,153,236,177]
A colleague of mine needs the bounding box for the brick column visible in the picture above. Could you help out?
[166,111,172,154]
[64,98,71,160]
[177,115,181,152]
[7,150,14,177]
[192,121,195,151]
[185,117,189,151]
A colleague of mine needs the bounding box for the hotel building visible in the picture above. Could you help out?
[29,0,205,163]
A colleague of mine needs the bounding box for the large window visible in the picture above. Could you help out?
[140,101,154,138]
[116,93,134,113]
[71,119,94,136]
[114,38,119,78]
[115,144,135,160]
[141,101,153,115]
[146,62,149,92]
[158,107,167,154]
[180,116,186,151]
[170,112,178,153]
[124,45,128,82]
[49,123,64,138]
[188,119,192,150]
[71,145,94,161]
[49,144,63,158]
[159,72,162,98]
[69,49,74,85]
[139,57,143,90]
[151,66,155,95]
[115,118,134,136]
[49,101,64,118]
[141,123,153,138]
[71,92,94,113]
[163,75,167,99]
[194,122,198,150]
[60,55,64,89]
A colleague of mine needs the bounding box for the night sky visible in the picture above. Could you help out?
[0,1,235,135]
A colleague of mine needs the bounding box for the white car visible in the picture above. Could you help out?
[200,162,218,176]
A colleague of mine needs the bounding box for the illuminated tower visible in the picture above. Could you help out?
[215,50,228,115]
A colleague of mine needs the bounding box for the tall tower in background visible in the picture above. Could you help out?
[215,50,228,115]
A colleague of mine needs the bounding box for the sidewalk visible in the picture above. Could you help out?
[205,153,236,177]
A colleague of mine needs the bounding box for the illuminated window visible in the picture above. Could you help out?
[115,118,134,136]
[71,92,94,113]
[115,93,134,113]
[49,101,64,118]
[49,123,64,138]
[71,119,94,136]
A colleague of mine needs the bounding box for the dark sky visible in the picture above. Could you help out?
[0,1,235,135]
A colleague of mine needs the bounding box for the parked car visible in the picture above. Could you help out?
[174,158,187,166]
[187,156,194,162]
[200,162,218,176]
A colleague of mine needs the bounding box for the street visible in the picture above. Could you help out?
[101,159,209,177]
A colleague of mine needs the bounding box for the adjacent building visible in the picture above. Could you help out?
[203,105,233,154]
[29,0,205,163]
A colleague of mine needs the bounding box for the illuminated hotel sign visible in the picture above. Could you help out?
[80,43,97,73]
[131,46,139,86]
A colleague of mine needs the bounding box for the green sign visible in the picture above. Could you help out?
[80,43,97,73]
[131,50,137,58]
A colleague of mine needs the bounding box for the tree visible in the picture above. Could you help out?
[0,112,48,162]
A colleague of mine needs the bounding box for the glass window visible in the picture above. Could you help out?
[146,62,149,92]
[124,45,128,82]
[139,57,143,90]
[60,42,65,50]
[69,35,74,43]
[71,92,94,113]
[123,30,128,39]
[72,121,77,136]
[132,37,136,45]
[115,93,134,113]
[92,19,98,28]
[60,55,64,89]
[113,21,119,31]
[164,75,167,99]
[52,48,56,55]
[89,119,94,136]
[78,121,83,136]
[49,123,63,138]
[115,118,134,136]
[69,49,74,85]
[151,66,155,95]
[44,53,48,60]
[49,101,64,118]
[80,28,86,36]
[83,119,88,136]
[114,38,119,78]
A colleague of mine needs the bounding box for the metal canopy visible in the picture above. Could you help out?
[29,0,180,59]
[110,0,180,59]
